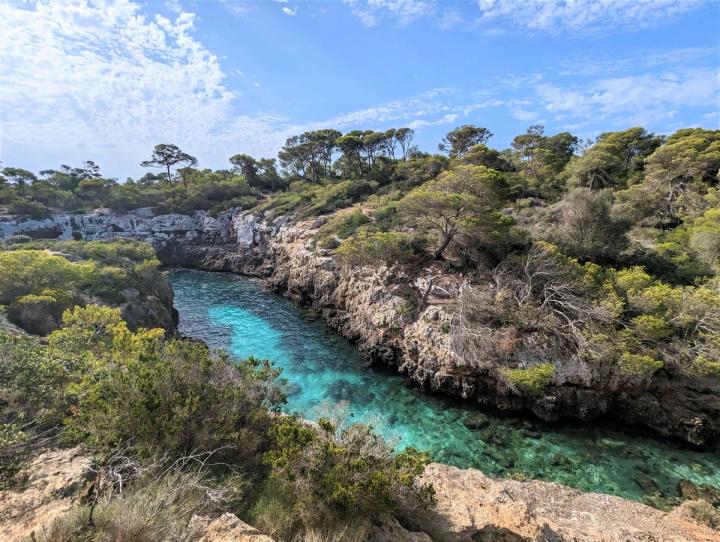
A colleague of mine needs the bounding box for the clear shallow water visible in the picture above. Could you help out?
[169,269,720,505]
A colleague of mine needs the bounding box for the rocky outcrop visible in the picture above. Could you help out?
[191,513,275,542]
[0,447,93,542]
[418,462,720,541]
[2,208,719,448]
[4,449,716,542]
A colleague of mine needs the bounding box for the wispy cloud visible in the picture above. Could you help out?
[1,1,716,179]
[475,0,708,32]
[0,1,489,177]
[0,0,241,174]
[342,0,711,32]
[343,0,436,27]
[535,68,718,126]
[282,6,297,16]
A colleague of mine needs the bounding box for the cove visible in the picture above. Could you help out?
[169,269,720,505]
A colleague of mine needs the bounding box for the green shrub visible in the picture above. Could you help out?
[0,331,86,429]
[631,315,672,341]
[3,235,32,245]
[62,307,284,465]
[6,291,70,336]
[618,353,664,375]
[686,500,720,530]
[335,231,413,266]
[693,355,720,378]
[0,249,96,304]
[306,180,378,217]
[0,423,30,483]
[31,238,157,267]
[316,209,371,250]
[501,363,555,395]
[7,199,50,218]
[257,416,433,539]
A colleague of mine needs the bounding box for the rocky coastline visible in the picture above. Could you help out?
[2,448,718,542]
[2,208,719,450]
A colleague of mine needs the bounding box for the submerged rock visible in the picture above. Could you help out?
[462,412,491,430]
[678,479,720,506]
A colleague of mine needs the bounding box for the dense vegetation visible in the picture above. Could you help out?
[0,240,433,541]
[2,125,719,390]
[0,239,174,336]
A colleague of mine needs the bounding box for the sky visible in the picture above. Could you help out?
[1,0,719,180]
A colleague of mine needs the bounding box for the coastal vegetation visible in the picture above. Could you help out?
[2,126,719,389]
[1,124,719,538]
[0,240,433,540]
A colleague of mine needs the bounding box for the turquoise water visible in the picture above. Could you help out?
[169,269,720,506]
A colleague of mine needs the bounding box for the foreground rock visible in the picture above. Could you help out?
[2,450,716,542]
[192,513,275,542]
[2,208,719,448]
[419,463,719,541]
[0,448,92,541]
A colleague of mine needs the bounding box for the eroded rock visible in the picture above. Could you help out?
[0,448,93,542]
[3,209,719,447]
[419,462,720,541]
[194,513,275,542]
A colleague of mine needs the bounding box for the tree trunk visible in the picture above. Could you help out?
[433,232,454,260]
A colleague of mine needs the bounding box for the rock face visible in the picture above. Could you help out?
[2,449,717,542]
[192,513,275,542]
[0,447,93,542]
[2,208,719,448]
[419,462,719,541]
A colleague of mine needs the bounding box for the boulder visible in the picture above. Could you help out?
[195,513,274,542]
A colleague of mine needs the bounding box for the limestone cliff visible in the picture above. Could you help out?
[2,208,719,448]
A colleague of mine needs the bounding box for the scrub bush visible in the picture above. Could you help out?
[501,363,555,395]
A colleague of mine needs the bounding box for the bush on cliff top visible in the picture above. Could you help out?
[335,230,415,267]
[0,239,166,334]
[253,415,434,540]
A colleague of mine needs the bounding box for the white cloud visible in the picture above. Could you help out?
[512,109,540,122]
[343,0,436,27]
[222,1,249,18]
[342,0,709,32]
[165,0,183,14]
[556,47,718,77]
[0,0,471,177]
[282,6,297,16]
[475,0,708,32]
[1,2,716,180]
[408,113,460,130]
[534,68,718,126]
[0,0,287,176]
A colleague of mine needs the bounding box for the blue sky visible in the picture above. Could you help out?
[1,0,718,179]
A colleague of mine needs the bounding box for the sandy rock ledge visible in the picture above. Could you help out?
[0,448,92,541]
[420,462,719,541]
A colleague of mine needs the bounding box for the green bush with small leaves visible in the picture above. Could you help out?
[335,231,414,266]
[502,363,555,395]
